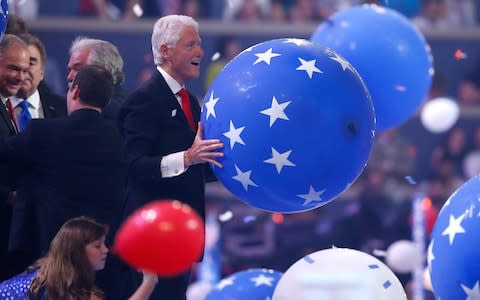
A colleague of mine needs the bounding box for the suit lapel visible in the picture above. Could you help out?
[0,100,17,135]
[43,104,57,118]
[153,72,189,125]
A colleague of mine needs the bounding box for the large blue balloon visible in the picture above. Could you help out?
[201,38,375,213]
[205,268,283,300]
[428,175,480,299]
[311,4,433,132]
[0,0,7,40]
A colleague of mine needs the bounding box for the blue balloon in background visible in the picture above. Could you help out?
[428,176,480,299]
[0,0,7,40]
[201,38,375,213]
[205,268,283,300]
[311,4,433,132]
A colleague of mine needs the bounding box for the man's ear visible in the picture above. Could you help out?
[71,84,80,100]
[160,44,169,61]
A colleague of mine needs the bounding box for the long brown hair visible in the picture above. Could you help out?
[27,216,108,300]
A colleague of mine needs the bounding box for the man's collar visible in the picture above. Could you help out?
[10,90,41,109]
[156,66,183,94]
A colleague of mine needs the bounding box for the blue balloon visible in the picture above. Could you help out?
[0,0,7,40]
[428,176,480,299]
[201,38,375,213]
[311,4,433,132]
[205,268,283,300]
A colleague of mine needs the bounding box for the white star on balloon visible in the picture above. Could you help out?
[282,38,311,46]
[223,120,245,149]
[253,48,281,65]
[205,91,220,119]
[442,213,466,245]
[216,277,235,290]
[233,165,258,191]
[260,96,291,127]
[462,281,480,300]
[329,52,352,72]
[427,239,435,270]
[264,147,295,174]
[296,57,322,79]
[297,186,326,205]
[250,274,275,287]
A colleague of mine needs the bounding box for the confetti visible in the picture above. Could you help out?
[405,175,416,185]
[132,4,143,17]
[218,210,233,222]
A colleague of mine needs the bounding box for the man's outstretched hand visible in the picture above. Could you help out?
[184,123,224,168]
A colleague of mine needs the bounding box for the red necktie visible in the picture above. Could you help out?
[178,88,196,131]
[5,98,18,133]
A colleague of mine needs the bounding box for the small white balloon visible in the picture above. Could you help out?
[187,281,213,300]
[420,97,459,133]
[385,240,422,274]
[272,248,407,300]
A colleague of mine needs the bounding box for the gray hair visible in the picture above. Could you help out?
[70,37,125,85]
[0,34,28,56]
[151,15,199,65]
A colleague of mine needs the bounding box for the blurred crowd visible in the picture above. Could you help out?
[9,0,480,29]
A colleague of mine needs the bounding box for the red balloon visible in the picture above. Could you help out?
[113,200,205,276]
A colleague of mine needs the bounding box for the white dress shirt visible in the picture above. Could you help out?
[10,90,44,130]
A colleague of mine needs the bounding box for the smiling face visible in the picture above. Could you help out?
[160,25,204,85]
[0,43,30,97]
[85,235,109,271]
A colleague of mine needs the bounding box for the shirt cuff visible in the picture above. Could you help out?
[160,151,187,178]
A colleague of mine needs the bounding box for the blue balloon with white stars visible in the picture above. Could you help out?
[0,0,7,40]
[311,4,433,132]
[428,176,480,300]
[205,268,283,300]
[201,38,375,213]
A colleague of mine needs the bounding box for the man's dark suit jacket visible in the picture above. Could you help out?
[118,70,205,220]
[3,86,67,271]
[38,82,67,118]
[0,109,127,257]
[1,86,66,280]
[118,69,204,300]
[0,99,18,280]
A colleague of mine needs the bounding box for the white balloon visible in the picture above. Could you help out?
[272,248,407,300]
[420,97,459,133]
[187,281,213,300]
[385,240,423,274]
[463,151,480,179]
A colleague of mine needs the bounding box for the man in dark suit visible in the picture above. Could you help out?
[2,33,68,278]
[0,34,30,281]
[118,15,224,300]
[0,65,127,277]
[67,37,126,127]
